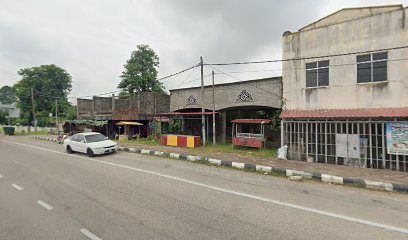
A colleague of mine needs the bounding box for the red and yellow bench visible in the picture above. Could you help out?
[161,135,201,148]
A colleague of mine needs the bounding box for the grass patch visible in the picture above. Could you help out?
[15,131,50,136]
[117,139,278,161]
[193,143,277,160]
[115,138,162,147]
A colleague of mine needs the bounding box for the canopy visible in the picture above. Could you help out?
[280,107,408,119]
[160,112,219,116]
[115,121,143,126]
[231,119,272,124]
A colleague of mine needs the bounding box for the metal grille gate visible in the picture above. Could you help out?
[282,120,408,172]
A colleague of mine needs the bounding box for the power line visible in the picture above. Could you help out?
[33,89,63,99]
[70,63,200,99]
[158,63,200,82]
[169,73,213,90]
[220,57,408,74]
[33,52,408,99]
[166,65,198,89]
[209,65,284,100]
[206,45,408,66]
[70,90,121,99]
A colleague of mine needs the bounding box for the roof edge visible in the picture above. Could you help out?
[169,76,282,91]
[298,4,403,32]
[281,107,408,119]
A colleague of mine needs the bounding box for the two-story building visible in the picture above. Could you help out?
[280,5,408,171]
[76,92,170,138]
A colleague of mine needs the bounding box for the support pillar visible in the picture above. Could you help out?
[221,111,227,143]
[280,120,284,147]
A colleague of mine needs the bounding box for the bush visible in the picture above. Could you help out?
[168,119,182,134]
[0,112,8,124]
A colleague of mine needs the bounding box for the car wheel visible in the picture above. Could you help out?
[87,148,95,157]
[66,145,73,154]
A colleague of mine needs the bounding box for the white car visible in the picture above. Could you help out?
[64,132,118,157]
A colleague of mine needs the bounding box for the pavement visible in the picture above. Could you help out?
[1,135,408,239]
[116,141,408,186]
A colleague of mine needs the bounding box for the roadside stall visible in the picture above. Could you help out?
[231,119,271,149]
[115,121,143,140]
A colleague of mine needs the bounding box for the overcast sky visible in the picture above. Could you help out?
[0,0,405,100]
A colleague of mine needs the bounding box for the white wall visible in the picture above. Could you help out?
[282,7,408,110]
[0,125,53,133]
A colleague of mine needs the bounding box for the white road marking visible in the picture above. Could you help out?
[36,200,53,210]
[11,183,23,191]
[0,174,3,178]
[80,228,102,240]
[4,140,408,235]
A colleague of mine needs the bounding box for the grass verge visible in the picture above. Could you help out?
[15,131,50,136]
[117,140,277,161]
[115,139,162,147]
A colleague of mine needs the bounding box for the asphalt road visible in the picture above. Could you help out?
[0,136,407,240]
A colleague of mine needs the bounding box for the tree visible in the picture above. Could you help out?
[118,44,164,94]
[0,112,8,124]
[0,85,16,104]
[60,104,77,120]
[13,64,72,124]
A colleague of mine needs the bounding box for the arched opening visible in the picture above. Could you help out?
[162,106,280,145]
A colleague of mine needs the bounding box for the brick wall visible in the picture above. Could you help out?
[77,99,93,119]
[77,92,170,120]
[94,96,112,114]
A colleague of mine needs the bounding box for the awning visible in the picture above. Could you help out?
[280,107,408,119]
[231,119,272,124]
[160,112,219,116]
[115,121,143,126]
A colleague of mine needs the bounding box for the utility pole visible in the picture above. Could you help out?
[31,88,37,132]
[7,109,11,126]
[55,99,58,130]
[212,70,216,145]
[200,56,206,145]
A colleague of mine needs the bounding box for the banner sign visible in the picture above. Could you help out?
[386,122,408,155]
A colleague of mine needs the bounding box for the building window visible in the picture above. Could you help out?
[306,60,329,88]
[357,52,387,83]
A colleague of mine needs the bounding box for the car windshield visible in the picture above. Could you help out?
[85,134,106,143]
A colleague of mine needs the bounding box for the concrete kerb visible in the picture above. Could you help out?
[121,147,408,193]
[30,137,408,194]
[256,165,272,173]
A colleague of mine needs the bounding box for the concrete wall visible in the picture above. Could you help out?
[77,99,93,119]
[77,92,170,120]
[0,125,52,133]
[170,77,282,112]
[94,96,112,114]
[282,7,408,110]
